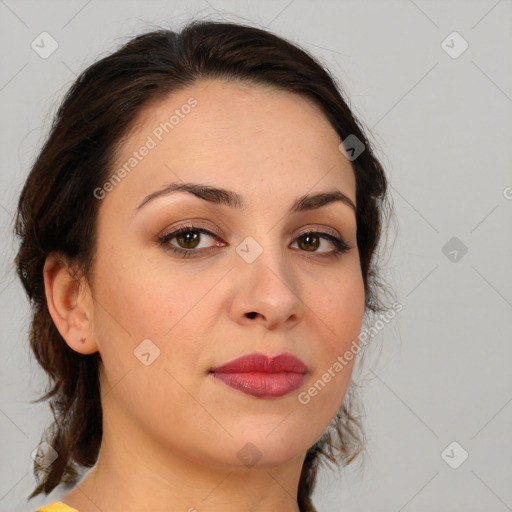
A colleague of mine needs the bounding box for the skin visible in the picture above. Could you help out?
[43,79,366,512]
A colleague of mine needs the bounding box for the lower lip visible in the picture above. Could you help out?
[210,372,307,398]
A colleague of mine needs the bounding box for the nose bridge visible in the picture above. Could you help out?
[236,230,292,284]
[235,230,301,307]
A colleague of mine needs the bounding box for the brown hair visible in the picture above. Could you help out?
[14,18,394,512]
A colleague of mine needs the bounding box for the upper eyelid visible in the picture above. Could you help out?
[295,225,342,239]
[164,224,342,237]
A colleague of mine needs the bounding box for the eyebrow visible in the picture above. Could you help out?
[136,181,356,215]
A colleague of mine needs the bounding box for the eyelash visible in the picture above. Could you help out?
[157,225,351,259]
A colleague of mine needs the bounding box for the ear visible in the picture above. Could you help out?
[43,252,98,355]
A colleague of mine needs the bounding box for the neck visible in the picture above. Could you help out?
[60,400,305,512]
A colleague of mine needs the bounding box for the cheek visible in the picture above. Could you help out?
[308,263,366,342]
[90,245,224,383]
[301,265,365,400]
[91,243,205,339]
[91,247,212,435]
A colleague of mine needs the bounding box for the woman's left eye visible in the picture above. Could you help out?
[291,231,350,256]
[157,225,350,258]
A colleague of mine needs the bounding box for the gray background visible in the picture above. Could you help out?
[1,1,511,511]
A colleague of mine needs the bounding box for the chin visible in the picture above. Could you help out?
[224,426,314,469]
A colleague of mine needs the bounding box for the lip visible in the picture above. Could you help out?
[209,352,309,398]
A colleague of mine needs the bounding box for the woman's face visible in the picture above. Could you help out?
[87,79,365,470]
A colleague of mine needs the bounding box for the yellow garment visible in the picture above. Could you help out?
[35,502,80,512]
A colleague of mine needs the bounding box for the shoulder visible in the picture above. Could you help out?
[35,502,80,512]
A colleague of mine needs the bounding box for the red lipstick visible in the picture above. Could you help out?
[209,352,309,398]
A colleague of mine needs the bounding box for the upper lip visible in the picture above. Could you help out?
[210,352,309,374]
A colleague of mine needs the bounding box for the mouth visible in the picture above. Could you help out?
[209,352,309,399]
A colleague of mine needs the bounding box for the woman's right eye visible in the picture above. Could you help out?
[157,226,224,258]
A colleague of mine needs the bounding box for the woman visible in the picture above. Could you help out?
[15,18,394,512]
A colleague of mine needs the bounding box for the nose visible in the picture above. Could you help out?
[228,239,304,330]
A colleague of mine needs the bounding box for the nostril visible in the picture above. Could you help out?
[246,312,257,319]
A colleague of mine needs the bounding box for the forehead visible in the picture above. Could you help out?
[105,79,356,213]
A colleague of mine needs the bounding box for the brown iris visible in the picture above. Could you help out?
[297,234,320,252]
[177,230,201,249]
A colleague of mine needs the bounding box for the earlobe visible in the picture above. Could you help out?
[43,252,98,355]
